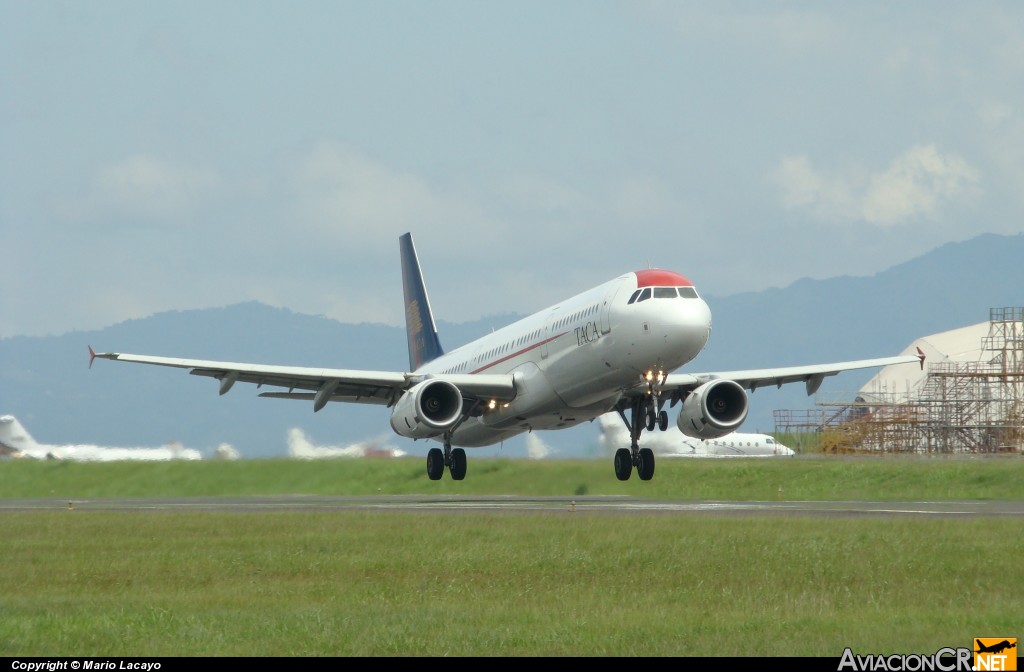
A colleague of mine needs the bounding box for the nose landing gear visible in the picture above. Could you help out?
[613,370,669,481]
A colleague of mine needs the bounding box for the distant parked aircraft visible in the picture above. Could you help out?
[287,428,407,459]
[0,414,204,461]
[597,413,795,457]
[525,433,553,459]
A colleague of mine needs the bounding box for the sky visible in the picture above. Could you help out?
[3,1,1024,342]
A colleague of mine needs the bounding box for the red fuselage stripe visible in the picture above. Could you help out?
[470,332,567,374]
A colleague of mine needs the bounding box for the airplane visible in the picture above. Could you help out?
[975,639,1016,655]
[89,232,925,481]
[287,427,407,459]
[0,414,204,462]
[596,412,795,457]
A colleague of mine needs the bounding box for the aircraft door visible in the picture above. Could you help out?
[600,282,622,334]
[540,308,559,359]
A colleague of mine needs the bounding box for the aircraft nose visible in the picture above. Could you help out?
[655,297,712,364]
[666,297,712,345]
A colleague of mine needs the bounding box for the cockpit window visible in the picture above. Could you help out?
[630,285,700,305]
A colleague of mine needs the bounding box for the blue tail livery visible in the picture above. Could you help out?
[399,232,445,370]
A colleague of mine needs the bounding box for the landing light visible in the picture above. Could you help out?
[488,399,497,410]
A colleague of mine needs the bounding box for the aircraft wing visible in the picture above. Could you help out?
[660,349,925,398]
[89,348,518,412]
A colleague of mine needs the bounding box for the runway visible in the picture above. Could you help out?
[2,495,1023,517]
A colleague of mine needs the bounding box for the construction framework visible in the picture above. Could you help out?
[774,307,1024,453]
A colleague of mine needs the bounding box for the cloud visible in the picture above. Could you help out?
[771,145,980,226]
[861,145,980,225]
[291,141,492,250]
[87,155,221,221]
[647,3,839,56]
[771,155,858,221]
[50,155,221,227]
[978,100,1024,204]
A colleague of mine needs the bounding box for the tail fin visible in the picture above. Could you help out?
[0,415,37,452]
[399,233,444,370]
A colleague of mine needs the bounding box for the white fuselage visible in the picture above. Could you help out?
[596,413,795,457]
[413,270,713,447]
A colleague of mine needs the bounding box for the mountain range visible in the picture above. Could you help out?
[2,232,1022,459]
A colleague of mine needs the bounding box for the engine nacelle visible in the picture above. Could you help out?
[676,379,749,440]
[389,379,464,439]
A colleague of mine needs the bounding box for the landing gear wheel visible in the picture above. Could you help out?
[614,448,633,481]
[658,410,669,432]
[450,448,467,481]
[426,448,445,481]
[637,447,655,481]
[646,409,656,431]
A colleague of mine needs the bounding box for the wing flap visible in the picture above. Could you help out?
[90,351,518,409]
[92,351,409,405]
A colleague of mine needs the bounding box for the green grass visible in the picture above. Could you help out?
[1,455,1021,657]
[1,511,1020,657]
[2,454,1023,500]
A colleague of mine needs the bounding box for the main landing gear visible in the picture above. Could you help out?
[426,432,466,481]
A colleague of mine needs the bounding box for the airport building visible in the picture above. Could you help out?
[774,307,1024,453]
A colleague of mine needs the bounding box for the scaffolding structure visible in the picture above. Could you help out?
[773,307,1024,453]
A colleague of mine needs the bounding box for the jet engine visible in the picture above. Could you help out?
[676,379,748,439]
[389,379,464,439]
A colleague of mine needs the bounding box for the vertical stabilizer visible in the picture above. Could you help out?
[399,233,444,370]
[0,415,37,452]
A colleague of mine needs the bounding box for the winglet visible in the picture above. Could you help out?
[88,345,97,369]
[916,346,926,370]
[399,233,444,371]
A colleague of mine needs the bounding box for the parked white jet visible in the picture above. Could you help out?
[287,427,407,459]
[596,413,794,457]
[90,232,923,481]
[0,414,203,461]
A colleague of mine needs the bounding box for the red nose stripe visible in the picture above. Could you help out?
[633,269,693,288]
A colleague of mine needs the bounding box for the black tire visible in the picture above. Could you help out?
[450,448,467,481]
[638,447,656,481]
[658,410,669,432]
[426,447,445,480]
[614,448,632,481]
[646,409,656,432]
